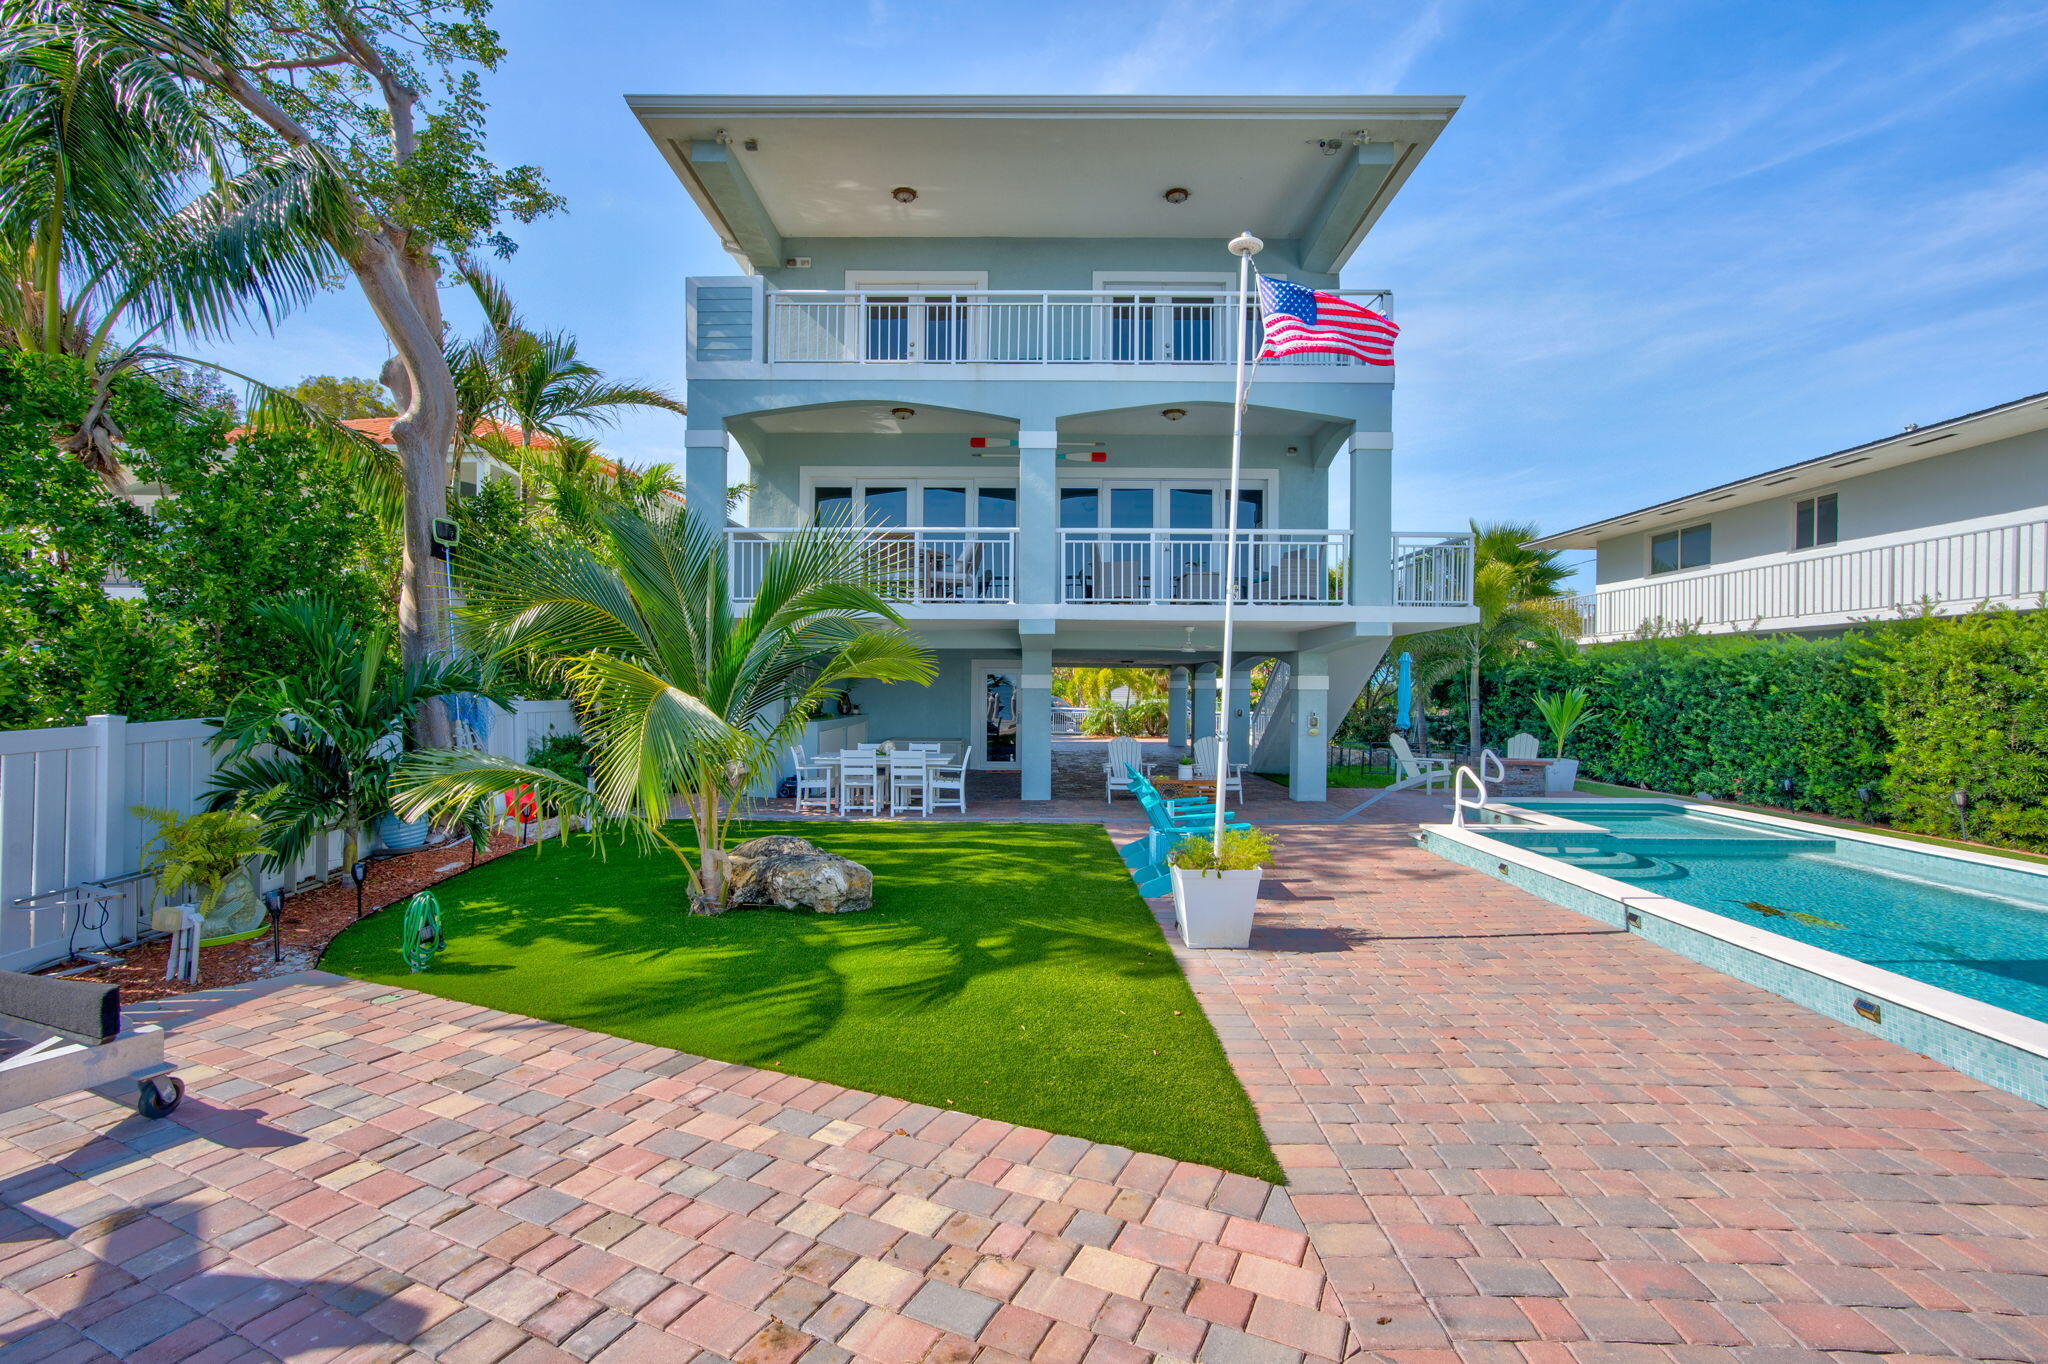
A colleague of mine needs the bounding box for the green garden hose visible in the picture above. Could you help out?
[401,891,445,972]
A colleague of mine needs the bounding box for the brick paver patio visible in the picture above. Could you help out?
[1174,796,2048,1362]
[0,976,1348,1363]
[8,793,2048,1362]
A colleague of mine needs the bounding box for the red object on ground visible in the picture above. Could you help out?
[504,786,539,824]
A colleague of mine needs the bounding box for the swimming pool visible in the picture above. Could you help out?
[1424,799,2048,1106]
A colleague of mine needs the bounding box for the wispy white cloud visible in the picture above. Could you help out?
[1365,0,1464,91]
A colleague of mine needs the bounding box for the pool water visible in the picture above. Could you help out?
[1491,804,2048,1023]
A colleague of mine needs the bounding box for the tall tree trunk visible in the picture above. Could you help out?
[353,235,456,748]
[1468,656,1482,757]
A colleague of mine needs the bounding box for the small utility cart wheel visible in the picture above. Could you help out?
[135,1074,184,1119]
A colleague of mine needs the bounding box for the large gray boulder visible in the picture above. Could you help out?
[727,836,873,914]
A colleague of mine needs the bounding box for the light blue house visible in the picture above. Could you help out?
[627,95,1475,801]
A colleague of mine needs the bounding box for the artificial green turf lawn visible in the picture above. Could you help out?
[1258,766,1395,789]
[323,820,1282,1182]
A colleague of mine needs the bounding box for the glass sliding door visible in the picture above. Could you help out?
[972,660,1020,767]
[1167,485,1219,602]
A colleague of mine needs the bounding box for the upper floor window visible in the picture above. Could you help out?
[812,479,1015,529]
[1649,523,1710,574]
[1794,493,1838,550]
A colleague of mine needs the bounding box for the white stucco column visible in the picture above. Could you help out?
[1288,659,1331,803]
[684,428,729,533]
[1167,667,1189,747]
[1017,431,1059,605]
[1348,435,1394,607]
[1192,667,1217,742]
[1020,647,1053,802]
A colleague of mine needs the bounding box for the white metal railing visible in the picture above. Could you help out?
[1058,529,1350,604]
[1248,659,1292,755]
[728,528,1018,605]
[765,289,1391,367]
[1575,518,2048,638]
[1452,763,1490,827]
[1392,532,1475,607]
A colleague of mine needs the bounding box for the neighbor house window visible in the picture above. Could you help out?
[1649,523,1711,574]
[1794,493,1838,550]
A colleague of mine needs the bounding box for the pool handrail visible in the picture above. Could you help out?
[1452,764,1491,828]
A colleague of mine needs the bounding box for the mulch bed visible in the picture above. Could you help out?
[50,826,549,1003]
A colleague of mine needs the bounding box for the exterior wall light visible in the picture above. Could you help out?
[1162,187,1191,204]
[1161,408,1187,421]
[1307,711,1320,736]
[891,186,918,203]
[890,407,916,421]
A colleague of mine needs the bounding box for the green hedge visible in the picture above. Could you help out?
[1479,610,2048,852]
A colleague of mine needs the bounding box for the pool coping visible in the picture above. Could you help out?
[1420,804,2048,1102]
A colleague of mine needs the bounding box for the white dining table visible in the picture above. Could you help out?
[808,747,964,806]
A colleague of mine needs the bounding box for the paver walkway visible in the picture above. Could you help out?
[1173,798,2048,1362]
[0,975,1349,1363]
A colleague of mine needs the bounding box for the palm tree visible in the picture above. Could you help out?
[1409,562,1578,756]
[392,505,936,914]
[0,22,394,501]
[1471,520,1572,600]
[206,594,509,881]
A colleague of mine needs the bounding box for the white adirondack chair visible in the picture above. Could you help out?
[1192,736,1245,799]
[1389,734,1454,792]
[1105,736,1150,802]
[1505,732,1541,760]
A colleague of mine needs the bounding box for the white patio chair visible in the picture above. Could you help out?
[839,754,882,815]
[789,746,833,814]
[887,751,930,816]
[928,750,968,814]
[1389,734,1453,792]
[920,541,984,601]
[1192,735,1245,799]
[1105,735,1151,802]
[1505,732,1541,760]
[907,742,942,754]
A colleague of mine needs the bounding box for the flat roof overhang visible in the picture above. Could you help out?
[626,94,1460,273]
[1528,389,2048,550]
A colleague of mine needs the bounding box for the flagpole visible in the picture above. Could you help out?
[1213,231,1263,850]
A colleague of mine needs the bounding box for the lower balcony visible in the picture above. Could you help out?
[726,528,1474,610]
[1569,517,2048,640]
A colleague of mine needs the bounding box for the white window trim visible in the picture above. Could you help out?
[1648,521,1713,576]
[842,270,989,292]
[801,470,1020,528]
[1055,472,1278,529]
[1090,270,1236,293]
[1791,490,1840,553]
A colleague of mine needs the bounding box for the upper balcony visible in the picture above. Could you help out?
[1566,516,2048,641]
[765,289,1387,370]
[689,279,1392,384]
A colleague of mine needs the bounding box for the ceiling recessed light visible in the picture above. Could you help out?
[890,186,918,204]
[890,407,915,421]
[1161,408,1187,421]
[1162,187,1191,204]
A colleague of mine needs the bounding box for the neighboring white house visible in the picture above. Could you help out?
[1532,390,2048,643]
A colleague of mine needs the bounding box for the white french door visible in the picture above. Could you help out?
[969,659,1022,769]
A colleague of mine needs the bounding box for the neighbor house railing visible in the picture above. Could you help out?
[1392,531,1476,607]
[1574,517,2048,639]
[727,528,1019,605]
[765,289,1391,366]
[1058,529,1351,604]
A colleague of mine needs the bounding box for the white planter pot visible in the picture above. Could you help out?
[1544,758,1580,794]
[1177,764,1194,780]
[1170,866,1263,949]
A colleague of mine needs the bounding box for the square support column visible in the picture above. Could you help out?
[1192,668,1217,741]
[1288,664,1331,803]
[1017,432,1059,606]
[1349,437,1394,608]
[1227,668,1255,765]
[684,429,729,535]
[1168,667,1190,747]
[1020,647,1053,802]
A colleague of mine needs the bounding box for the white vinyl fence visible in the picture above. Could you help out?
[0,698,578,973]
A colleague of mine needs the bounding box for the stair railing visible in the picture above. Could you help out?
[1452,764,1491,828]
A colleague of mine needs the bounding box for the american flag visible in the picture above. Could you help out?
[1255,275,1398,365]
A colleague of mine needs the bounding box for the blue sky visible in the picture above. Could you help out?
[186,1,2048,584]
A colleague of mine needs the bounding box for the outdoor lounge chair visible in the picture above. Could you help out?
[1506,732,1541,760]
[1192,736,1245,800]
[1389,734,1454,792]
[0,971,183,1121]
[1105,736,1152,802]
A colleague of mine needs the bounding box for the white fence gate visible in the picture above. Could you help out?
[0,699,578,973]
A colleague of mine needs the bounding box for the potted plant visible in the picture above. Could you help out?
[1178,756,1195,780]
[134,805,271,941]
[1531,688,1593,793]
[1168,827,1273,949]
